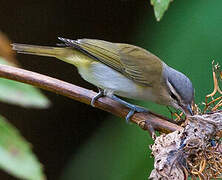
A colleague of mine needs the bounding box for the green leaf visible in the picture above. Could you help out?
[150,0,172,21]
[0,115,45,180]
[0,58,50,108]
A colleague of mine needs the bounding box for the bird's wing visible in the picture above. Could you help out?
[58,37,163,86]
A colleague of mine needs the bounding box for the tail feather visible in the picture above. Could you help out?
[11,43,68,57]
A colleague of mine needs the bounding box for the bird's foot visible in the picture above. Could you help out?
[126,105,148,123]
[123,104,156,139]
[91,88,104,107]
[108,95,149,123]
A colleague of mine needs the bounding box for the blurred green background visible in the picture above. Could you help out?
[0,0,221,179]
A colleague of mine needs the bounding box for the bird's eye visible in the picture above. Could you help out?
[169,91,179,102]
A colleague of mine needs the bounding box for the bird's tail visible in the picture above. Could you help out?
[11,43,70,58]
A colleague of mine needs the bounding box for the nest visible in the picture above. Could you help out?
[149,62,222,180]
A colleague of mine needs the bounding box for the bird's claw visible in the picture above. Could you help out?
[125,105,148,123]
[91,89,104,107]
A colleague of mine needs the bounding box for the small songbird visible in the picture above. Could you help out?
[12,37,194,121]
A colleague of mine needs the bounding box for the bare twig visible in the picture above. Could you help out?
[204,62,222,113]
[0,64,182,133]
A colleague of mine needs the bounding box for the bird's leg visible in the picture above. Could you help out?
[91,88,104,107]
[91,88,149,123]
[108,94,148,123]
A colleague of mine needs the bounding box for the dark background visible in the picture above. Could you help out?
[0,0,222,179]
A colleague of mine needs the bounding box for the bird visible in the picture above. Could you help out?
[12,37,194,122]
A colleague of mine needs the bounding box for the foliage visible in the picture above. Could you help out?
[150,0,173,21]
[0,115,45,180]
[0,34,48,179]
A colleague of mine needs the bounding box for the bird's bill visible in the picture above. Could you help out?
[182,104,193,116]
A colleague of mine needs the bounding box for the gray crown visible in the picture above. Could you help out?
[164,65,194,104]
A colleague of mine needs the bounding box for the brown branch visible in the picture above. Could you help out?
[0,64,182,133]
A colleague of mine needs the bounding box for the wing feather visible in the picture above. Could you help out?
[58,38,163,86]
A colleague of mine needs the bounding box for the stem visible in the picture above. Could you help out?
[0,64,182,133]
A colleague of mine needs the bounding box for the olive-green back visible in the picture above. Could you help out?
[67,38,163,86]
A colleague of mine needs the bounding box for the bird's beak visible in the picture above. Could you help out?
[182,104,193,116]
[187,104,193,115]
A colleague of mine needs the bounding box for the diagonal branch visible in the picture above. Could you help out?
[0,64,182,133]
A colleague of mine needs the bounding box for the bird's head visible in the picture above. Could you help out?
[163,65,194,116]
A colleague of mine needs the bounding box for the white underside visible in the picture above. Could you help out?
[77,62,157,102]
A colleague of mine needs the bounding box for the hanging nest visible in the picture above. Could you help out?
[149,62,222,180]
